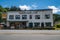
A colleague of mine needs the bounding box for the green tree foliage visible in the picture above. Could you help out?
[4,7,10,11]
[0,12,3,23]
[9,6,21,11]
[53,14,60,22]
[0,5,7,12]
[0,5,7,23]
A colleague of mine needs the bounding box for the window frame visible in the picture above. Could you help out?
[29,15,32,19]
[35,15,40,19]
[22,15,27,19]
[45,14,50,19]
[15,15,20,19]
[9,15,14,19]
[45,22,51,27]
[34,22,40,27]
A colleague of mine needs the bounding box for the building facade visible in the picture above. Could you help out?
[7,9,53,29]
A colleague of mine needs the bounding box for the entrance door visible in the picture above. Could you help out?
[41,22,44,28]
[29,23,33,28]
[19,22,27,28]
[22,22,26,27]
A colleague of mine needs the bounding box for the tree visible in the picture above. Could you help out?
[9,6,21,11]
[4,7,10,11]
[0,5,3,12]
[0,12,2,23]
[53,14,60,22]
[0,5,7,23]
[0,5,7,12]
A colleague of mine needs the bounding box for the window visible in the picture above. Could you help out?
[22,15,27,19]
[45,22,51,26]
[35,15,40,19]
[9,15,14,19]
[15,15,20,19]
[45,14,50,19]
[34,22,40,27]
[29,15,32,19]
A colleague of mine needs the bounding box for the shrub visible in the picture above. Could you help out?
[56,24,60,28]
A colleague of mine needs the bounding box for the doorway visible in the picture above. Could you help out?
[41,22,44,28]
[29,23,33,28]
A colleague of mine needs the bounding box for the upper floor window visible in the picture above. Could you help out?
[35,15,40,19]
[45,14,50,19]
[29,15,32,19]
[22,15,27,19]
[9,15,14,19]
[15,15,20,19]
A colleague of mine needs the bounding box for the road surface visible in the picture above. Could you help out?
[0,34,60,40]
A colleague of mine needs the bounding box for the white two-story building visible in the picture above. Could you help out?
[7,9,53,28]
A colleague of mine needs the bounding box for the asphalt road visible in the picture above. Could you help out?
[0,34,60,40]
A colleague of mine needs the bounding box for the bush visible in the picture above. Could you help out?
[56,25,60,28]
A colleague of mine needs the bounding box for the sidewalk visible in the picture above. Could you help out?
[0,30,60,35]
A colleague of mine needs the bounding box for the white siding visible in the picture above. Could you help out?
[7,10,53,27]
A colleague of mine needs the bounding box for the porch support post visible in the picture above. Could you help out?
[26,22,29,27]
[33,22,34,28]
[40,22,41,28]
[6,21,10,27]
[44,22,46,28]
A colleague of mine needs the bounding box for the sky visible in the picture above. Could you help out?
[0,0,60,14]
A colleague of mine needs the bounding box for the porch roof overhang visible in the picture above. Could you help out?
[8,21,28,22]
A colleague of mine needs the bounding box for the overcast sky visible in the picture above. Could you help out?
[0,0,60,14]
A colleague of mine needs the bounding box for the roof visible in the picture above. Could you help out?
[24,9,52,11]
[7,9,52,12]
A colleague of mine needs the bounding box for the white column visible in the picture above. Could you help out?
[6,21,10,27]
[33,22,34,27]
[44,22,46,28]
[51,22,53,26]
[40,22,41,28]
[26,22,29,27]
